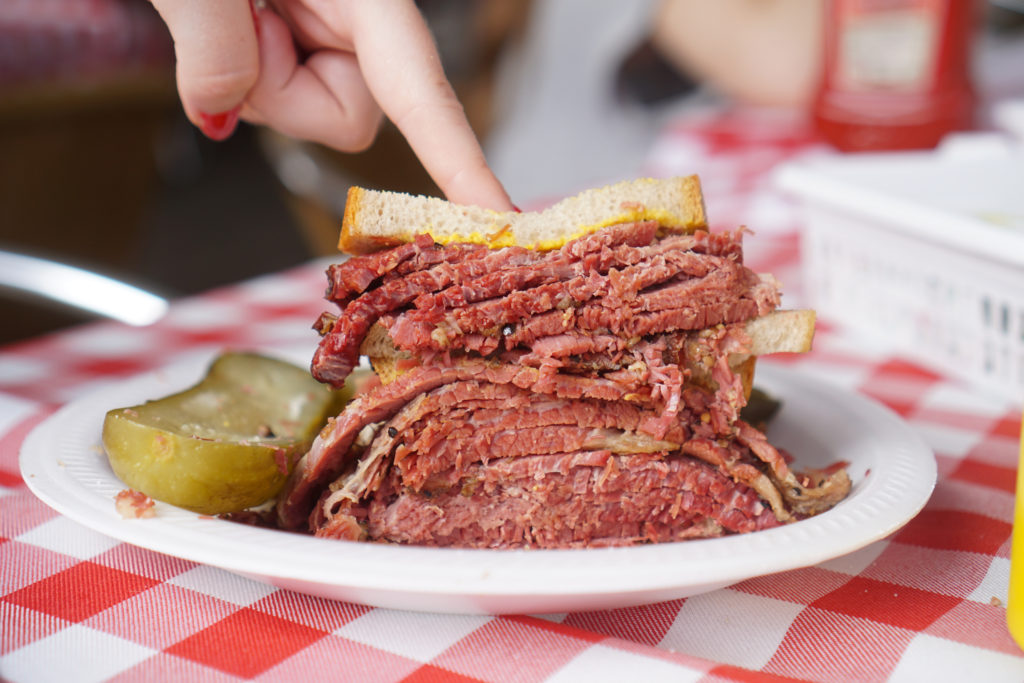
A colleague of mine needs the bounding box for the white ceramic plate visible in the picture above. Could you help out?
[20,349,936,615]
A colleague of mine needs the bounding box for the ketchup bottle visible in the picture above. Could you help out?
[813,0,977,152]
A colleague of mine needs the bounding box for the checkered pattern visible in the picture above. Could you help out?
[3,108,1023,682]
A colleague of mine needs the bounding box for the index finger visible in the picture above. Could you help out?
[347,0,513,211]
[149,0,259,134]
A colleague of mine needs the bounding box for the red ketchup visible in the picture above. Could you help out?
[813,0,977,151]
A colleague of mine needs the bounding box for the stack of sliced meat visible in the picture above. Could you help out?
[275,222,850,548]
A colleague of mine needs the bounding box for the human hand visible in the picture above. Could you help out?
[149,0,513,210]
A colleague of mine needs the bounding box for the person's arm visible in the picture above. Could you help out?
[650,0,823,108]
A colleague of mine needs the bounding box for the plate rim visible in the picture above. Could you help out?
[18,350,937,611]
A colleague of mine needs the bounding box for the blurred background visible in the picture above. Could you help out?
[1,0,1022,346]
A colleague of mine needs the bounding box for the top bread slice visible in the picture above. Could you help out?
[339,176,707,254]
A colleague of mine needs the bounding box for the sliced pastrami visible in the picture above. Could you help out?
[316,451,781,548]
[277,359,650,530]
[310,223,774,387]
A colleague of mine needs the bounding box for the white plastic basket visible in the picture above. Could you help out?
[775,142,1024,403]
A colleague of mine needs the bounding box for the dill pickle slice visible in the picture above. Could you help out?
[102,351,345,515]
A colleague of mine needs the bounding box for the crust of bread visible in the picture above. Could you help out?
[361,323,410,385]
[366,355,404,386]
[734,356,758,401]
[740,309,816,357]
[360,321,409,361]
[338,176,708,255]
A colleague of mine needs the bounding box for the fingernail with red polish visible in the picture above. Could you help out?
[197,106,241,141]
[512,205,523,213]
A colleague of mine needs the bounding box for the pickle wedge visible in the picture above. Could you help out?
[102,352,343,515]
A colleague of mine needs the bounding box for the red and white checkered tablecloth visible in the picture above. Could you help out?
[3,107,1024,682]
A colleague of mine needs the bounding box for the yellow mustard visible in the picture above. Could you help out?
[1006,409,1024,648]
[429,208,685,252]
